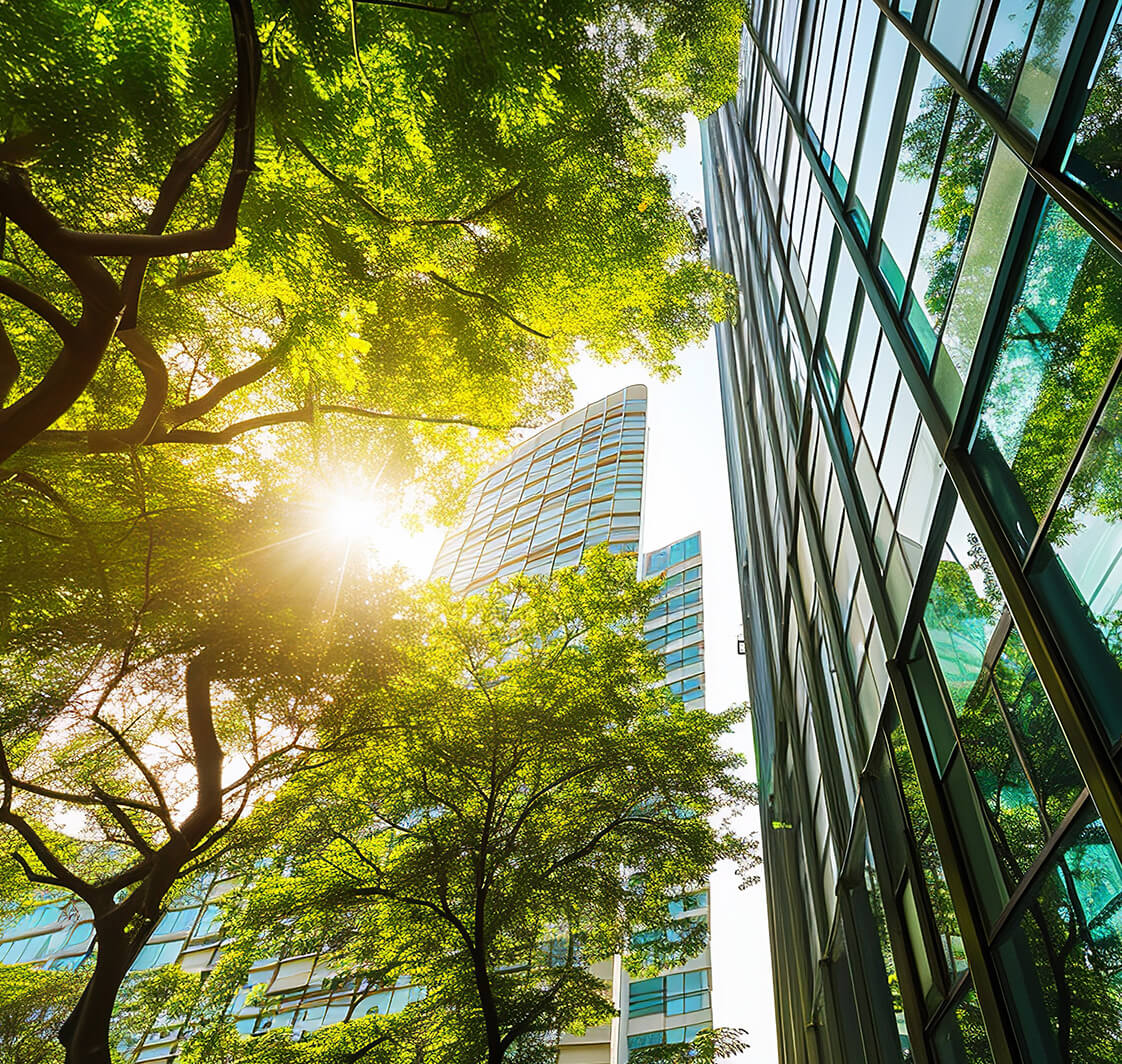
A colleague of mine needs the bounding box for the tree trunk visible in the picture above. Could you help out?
[59,931,138,1064]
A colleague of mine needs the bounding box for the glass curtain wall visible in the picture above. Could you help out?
[704,1,1122,1061]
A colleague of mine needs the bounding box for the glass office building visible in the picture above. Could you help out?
[0,390,714,1062]
[703,2,1122,1062]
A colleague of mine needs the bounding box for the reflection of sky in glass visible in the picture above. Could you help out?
[1053,501,1122,618]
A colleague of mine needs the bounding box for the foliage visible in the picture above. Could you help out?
[179,548,755,1064]
[629,1026,750,1063]
[0,964,83,1064]
[0,0,740,514]
[0,448,404,1063]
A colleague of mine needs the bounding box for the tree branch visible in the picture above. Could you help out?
[285,132,518,228]
[45,0,261,259]
[0,274,73,339]
[0,318,17,405]
[118,97,237,329]
[425,272,553,338]
[165,321,302,428]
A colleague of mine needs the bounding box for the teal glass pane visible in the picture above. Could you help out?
[977,0,1038,107]
[1066,16,1122,223]
[931,985,995,1063]
[996,810,1122,1061]
[923,505,1003,713]
[1009,0,1082,136]
[973,202,1118,543]
[992,629,1083,828]
[955,686,1048,884]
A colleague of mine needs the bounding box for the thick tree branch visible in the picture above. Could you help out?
[0,274,74,339]
[0,169,122,463]
[115,330,170,444]
[425,272,552,338]
[118,97,237,329]
[178,652,224,840]
[47,1,261,260]
[0,318,17,405]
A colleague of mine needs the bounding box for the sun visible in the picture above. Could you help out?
[321,492,382,544]
[313,484,441,577]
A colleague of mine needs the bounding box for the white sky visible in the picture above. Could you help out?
[373,118,778,1061]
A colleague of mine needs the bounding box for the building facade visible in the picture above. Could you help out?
[0,388,715,1062]
[703,2,1122,1062]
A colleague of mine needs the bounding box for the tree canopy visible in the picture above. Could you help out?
[172,549,755,1064]
[0,0,739,507]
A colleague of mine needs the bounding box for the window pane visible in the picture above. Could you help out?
[1009,0,1081,136]
[977,0,1037,108]
[992,629,1083,828]
[931,985,994,1063]
[973,202,1118,548]
[1066,15,1122,223]
[995,809,1122,1061]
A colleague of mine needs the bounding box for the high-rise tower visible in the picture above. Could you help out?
[704,3,1122,1062]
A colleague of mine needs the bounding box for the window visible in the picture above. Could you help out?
[628,969,710,1018]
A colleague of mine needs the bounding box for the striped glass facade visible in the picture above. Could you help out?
[704,2,1122,1064]
[704,2,1122,1062]
[431,385,647,594]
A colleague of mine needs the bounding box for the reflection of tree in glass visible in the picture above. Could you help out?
[924,558,995,711]
[899,85,988,326]
[955,685,1048,884]
[981,208,1122,541]
[1070,22,1122,220]
[992,631,1083,829]
[1005,817,1122,1062]
[889,723,965,977]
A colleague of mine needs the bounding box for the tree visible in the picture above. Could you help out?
[0,448,404,1064]
[0,0,739,490]
[179,548,755,1064]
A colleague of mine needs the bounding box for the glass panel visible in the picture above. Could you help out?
[974,202,1117,544]
[890,719,969,979]
[929,0,983,70]
[931,985,994,1063]
[1009,0,1082,136]
[941,142,1027,386]
[977,0,1038,108]
[995,809,1122,1062]
[880,62,951,307]
[945,753,1012,924]
[853,24,910,233]
[992,629,1083,828]
[954,686,1048,886]
[906,99,988,362]
[924,503,1003,712]
[1066,15,1122,223]
[865,850,912,1060]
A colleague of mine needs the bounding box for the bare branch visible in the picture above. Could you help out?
[90,717,173,827]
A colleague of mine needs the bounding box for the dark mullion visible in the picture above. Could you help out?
[885,662,1020,1064]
